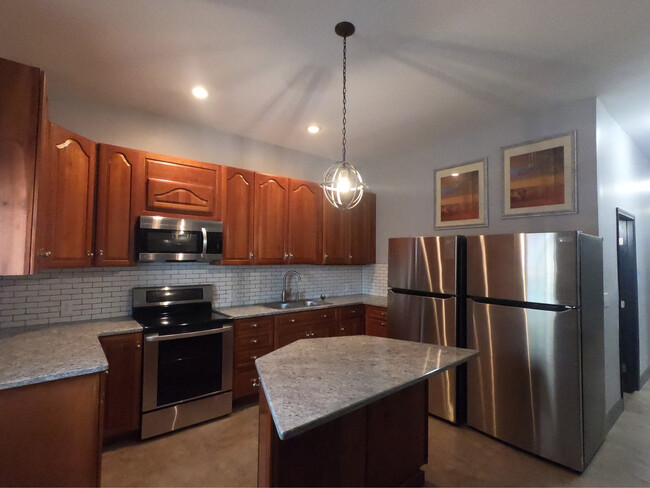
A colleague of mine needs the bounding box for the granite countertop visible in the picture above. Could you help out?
[255,336,478,440]
[0,318,142,391]
[217,294,387,319]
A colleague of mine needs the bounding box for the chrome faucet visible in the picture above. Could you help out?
[282,270,301,302]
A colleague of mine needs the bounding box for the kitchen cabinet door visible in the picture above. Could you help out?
[221,167,255,265]
[365,305,388,338]
[322,198,349,265]
[287,179,322,264]
[95,144,137,266]
[99,333,142,441]
[0,57,44,276]
[254,173,289,264]
[338,317,364,336]
[349,192,376,265]
[34,124,96,270]
[132,152,221,220]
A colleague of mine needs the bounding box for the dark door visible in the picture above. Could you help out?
[617,208,640,393]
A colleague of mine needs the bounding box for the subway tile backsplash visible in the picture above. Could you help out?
[0,264,389,329]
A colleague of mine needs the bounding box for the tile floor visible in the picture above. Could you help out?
[102,383,650,487]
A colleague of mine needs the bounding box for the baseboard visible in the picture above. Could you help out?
[640,365,650,389]
[605,397,624,433]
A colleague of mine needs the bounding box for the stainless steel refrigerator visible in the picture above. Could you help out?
[387,236,466,423]
[466,231,605,472]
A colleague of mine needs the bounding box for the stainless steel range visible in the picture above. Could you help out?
[132,285,233,439]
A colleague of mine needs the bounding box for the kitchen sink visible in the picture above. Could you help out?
[262,299,332,310]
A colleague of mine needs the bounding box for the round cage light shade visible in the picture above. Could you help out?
[321,160,367,209]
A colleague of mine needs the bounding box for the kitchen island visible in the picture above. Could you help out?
[256,336,478,487]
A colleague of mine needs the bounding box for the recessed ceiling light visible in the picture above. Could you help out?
[307,125,321,134]
[192,86,208,99]
[451,172,460,177]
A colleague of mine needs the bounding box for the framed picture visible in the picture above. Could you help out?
[503,131,576,217]
[434,159,487,229]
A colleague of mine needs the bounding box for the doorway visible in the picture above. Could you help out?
[616,208,640,393]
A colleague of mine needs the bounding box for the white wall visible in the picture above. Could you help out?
[49,96,329,183]
[366,98,599,263]
[596,100,650,408]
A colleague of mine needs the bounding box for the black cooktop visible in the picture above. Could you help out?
[133,302,232,335]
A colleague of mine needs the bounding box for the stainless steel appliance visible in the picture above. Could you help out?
[133,285,233,439]
[466,231,605,472]
[387,236,466,423]
[137,216,223,262]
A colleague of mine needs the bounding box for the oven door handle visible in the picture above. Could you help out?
[201,227,208,260]
[145,325,232,342]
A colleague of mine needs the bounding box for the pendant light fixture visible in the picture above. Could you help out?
[321,21,367,210]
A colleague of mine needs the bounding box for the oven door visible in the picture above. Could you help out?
[142,325,233,413]
[137,216,223,262]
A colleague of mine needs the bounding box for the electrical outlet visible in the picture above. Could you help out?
[60,300,73,316]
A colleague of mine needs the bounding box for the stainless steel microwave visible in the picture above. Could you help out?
[137,216,223,262]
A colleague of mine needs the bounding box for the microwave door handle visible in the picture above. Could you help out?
[145,325,233,342]
[201,227,208,259]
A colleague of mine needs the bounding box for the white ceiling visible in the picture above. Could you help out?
[2,0,650,163]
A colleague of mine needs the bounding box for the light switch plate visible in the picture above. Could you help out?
[603,292,609,308]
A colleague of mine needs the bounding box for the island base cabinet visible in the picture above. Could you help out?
[258,381,427,487]
[0,373,103,487]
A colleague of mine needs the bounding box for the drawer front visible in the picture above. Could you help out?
[366,316,388,338]
[233,366,261,400]
[339,305,364,320]
[337,317,364,336]
[365,305,387,320]
[274,308,336,327]
[235,329,273,350]
[308,321,337,339]
[234,345,274,370]
[234,316,273,335]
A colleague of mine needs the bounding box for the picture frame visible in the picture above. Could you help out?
[502,131,577,217]
[434,159,487,229]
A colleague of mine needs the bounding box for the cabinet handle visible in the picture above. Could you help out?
[323,253,328,261]
[136,343,141,349]
[97,249,104,257]
[250,323,258,328]
[250,338,258,344]
[340,327,345,331]
[250,355,258,361]
[381,312,386,318]
[249,251,254,260]
[284,252,289,259]
[289,319,295,324]
[322,314,328,318]
[87,250,94,258]
[380,322,386,327]
[39,249,52,257]
[349,254,353,259]
[289,252,294,258]
[351,310,356,315]
[250,378,261,387]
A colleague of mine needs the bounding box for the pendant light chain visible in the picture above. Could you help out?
[342,36,347,162]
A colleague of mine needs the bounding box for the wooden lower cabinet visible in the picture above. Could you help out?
[99,332,142,441]
[337,305,365,336]
[274,309,337,349]
[0,373,103,487]
[233,316,274,400]
[365,305,388,338]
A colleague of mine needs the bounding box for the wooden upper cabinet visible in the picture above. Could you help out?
[287,179,322,264]
[221,167,255,265]
[132,153,221,221]
[322,192,376,265]
[254,173,289,264]
[349,192,376,265]
[0,57,45,276]
[95,144,137,266]
[322,198,350,265]
[34,124,96,270]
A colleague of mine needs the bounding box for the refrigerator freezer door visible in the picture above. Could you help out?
[388,236,457,295]
[387,290,458,422]
[466,232,578,306]
[467,299,584,471]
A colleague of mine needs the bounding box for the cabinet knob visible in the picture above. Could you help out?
[284,252,289,259]
[289,252,294,258]
[289,319,295,324]
[87,251,94,258]
[250,323,258,328]
[351,310,356,315]
[323,253,328,261]
[136,343,141,349]
[39,249,52,257]
[250,378,261,387]
[250,355,258,361]
[322,314,328,318]
[340,327,345,331]
[250,338,258,344]
[380,322,386,327]
[349,254,353,259]
[249,251,254,260]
